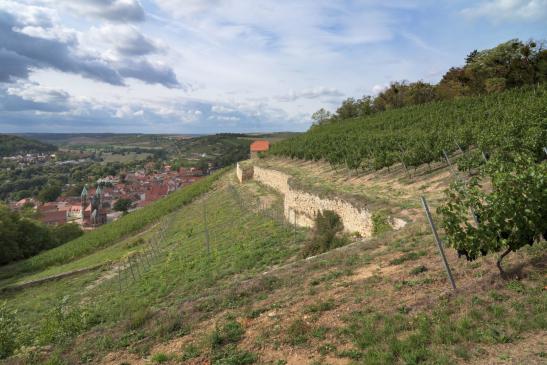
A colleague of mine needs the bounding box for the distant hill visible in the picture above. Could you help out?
[0,134,58,157]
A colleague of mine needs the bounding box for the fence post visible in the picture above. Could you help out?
[420,196,456,290]
[455,141,464,154]
[128,257,136,281]
[443,150,455,176]
[293,211,297,244]
[204,203,211,256]
[481,151,489,163]
[142,250,151,267]
[117,263,122,292]
[132,255,141,277]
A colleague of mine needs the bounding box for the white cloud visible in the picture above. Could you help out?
[276,87,344,102]
[52,0,145,22]
[211,105,235,113]
[6,82,70,104]
[461,0,547,22]
[372,84,389,95]
[88,24,161,56]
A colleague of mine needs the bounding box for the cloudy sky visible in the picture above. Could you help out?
[0,0,545,134]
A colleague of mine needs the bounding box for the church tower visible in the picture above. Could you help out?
[80,185,88,220]
[95,185,103,208]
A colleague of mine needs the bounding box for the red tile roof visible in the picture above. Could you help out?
[39,210,67,225]
[250,140,270,152]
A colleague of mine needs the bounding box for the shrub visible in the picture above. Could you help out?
[302,210,347,257]
[211,344,257,365]
[372,211,391,236]
[126,307,152,331]
[410,265,428,275]
[0,301,20,359]
[211,320,245,349]
[38,298,99,346]
[285,319,310,346]
[151,352,169,363]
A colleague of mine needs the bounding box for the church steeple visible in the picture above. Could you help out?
[95,185,102,207]
[81,184,88,203]
[80,185,88,220]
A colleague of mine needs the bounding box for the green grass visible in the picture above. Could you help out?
[340,282,547,364]
[1,174,305,361]
[101,151,152,164]
[0,169,226,284]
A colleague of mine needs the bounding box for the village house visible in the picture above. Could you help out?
[250,140,269,159]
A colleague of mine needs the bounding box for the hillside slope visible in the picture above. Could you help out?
[271,85,547,170]
[0,134,57,157]
[1,158,545,365]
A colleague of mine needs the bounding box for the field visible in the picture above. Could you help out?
[100,152,153,164]
[1,152,545,364]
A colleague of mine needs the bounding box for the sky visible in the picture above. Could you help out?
[0,0,546,134]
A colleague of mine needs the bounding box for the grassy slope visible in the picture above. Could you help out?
[2,160,546,365]
[0,170,225,287]
[1,172,308,363]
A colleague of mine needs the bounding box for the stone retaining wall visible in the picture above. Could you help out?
[247,164,374,237]
[236,162,254,183]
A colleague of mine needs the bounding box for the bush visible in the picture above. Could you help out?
[285,319,310,346]
[0,301,20,359]
[372,211,391,236]
[151,352,169,363]
[51,223,84,246]
[38,298,99,346]
[211,320,245,349]
[302,210,347,257]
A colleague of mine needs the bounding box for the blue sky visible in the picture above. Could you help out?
[0,0,545,134]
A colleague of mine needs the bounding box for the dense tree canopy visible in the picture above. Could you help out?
[0,135,57,157]
[0,205,83,265]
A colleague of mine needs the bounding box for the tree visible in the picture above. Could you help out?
[438,156,546,275]
[311,108,332,125]
[114,198,133,213]
[51,223,83,245]
[0,204,21,264]
[37,184,62,203]
[356,96,375,116]
[197,159,209,174]
[336,98,359,119]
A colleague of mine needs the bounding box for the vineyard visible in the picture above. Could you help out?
[0,170,226,286]
[270,85,547,171]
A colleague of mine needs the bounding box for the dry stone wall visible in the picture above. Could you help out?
[236,162,253,183]
[249,165,374,237]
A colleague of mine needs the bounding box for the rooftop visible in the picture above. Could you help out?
[250,140,270,152]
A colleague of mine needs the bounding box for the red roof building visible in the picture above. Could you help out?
[250,140,269,158]
[40,210,67,225]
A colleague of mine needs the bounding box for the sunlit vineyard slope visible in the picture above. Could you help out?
[270,85,547,170]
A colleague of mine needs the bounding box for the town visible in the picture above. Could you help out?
[8,164,206,229]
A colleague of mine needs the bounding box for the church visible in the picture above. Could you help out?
[81,185,107,227]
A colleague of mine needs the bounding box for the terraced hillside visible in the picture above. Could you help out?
[1,155,545,364]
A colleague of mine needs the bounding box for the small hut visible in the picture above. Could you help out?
[250,140,269,159]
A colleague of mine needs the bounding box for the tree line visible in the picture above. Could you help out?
[312,39,547,126]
